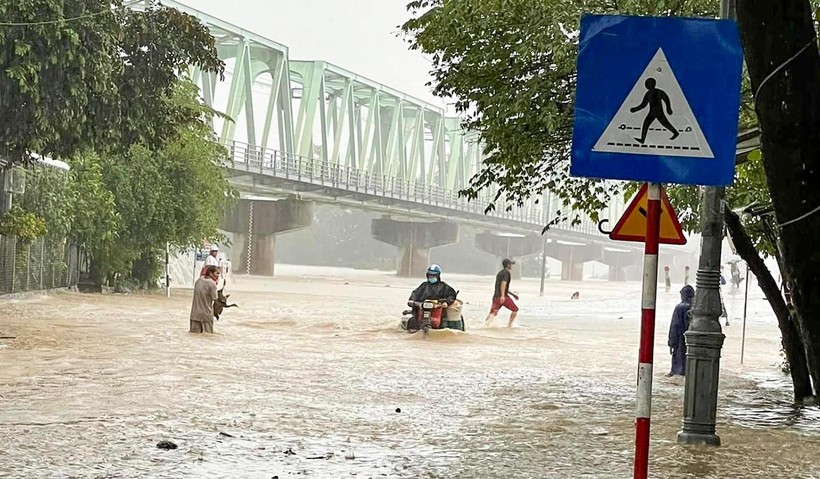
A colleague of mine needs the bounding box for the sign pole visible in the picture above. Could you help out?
[634,182,662,479]
[540,234,548,296]
[165,242,171,298]
[740,265,750,364]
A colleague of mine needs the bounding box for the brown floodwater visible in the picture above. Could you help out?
[1,266,818,478]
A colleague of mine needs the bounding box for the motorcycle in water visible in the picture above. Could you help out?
[401,297,466,334]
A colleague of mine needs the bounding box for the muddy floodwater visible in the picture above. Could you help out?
[1,266,819,478]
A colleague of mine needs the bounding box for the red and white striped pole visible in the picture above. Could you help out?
[634,182,662,479]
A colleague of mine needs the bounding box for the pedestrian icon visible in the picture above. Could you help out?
[592,48,714,158]
[630,78,678,143]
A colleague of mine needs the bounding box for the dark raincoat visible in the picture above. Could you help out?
[668,285,695,376]
[409,280,456,305]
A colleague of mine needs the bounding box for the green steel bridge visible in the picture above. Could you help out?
[152,0,626,238]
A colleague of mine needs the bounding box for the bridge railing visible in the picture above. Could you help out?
[225,141,599,234]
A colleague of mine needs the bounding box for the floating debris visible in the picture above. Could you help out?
[156,440,178,450]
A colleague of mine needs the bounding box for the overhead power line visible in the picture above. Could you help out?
[0,6,126,27]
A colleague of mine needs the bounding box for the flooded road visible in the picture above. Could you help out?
[1,265,818,478]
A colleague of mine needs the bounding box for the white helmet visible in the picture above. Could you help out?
[209,244,219,252]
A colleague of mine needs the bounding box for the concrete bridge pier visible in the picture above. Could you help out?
[545,242,603,281]
[220,198,313,276]
[474,233,543,279]
[600,247,644,282]
[371,217,459,277]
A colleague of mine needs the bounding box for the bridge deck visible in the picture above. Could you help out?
[224,141,607,238]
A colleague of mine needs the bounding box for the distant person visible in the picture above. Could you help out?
[730,262,744,290]
[190,265,220,334]
[485,258,519,327]
[201,244,225,289]
[720,268,729,326]
[224,258,233,284]
[667,285,695,377]
[205,244,220,268]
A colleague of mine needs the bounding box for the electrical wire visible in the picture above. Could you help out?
[0,6,125,27]
[754,37,816,103]
[750,37,820,228]
[778,204,820,228]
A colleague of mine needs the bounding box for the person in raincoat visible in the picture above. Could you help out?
[667,285,695,377]
[408,264,457,307]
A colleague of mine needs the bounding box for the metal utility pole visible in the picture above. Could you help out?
[540,234,548,296]
[741,265,750,364]
[541,190,553,296]
[677,0,734,447]
[676,186,726,446]
[165,242,171,298]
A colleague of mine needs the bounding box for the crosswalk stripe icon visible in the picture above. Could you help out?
[592,48,714,158]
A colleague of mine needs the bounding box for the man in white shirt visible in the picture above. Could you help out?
[205,244,220,268]
[202,244,225,290]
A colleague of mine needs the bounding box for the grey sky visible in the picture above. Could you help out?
[177,0,443,108]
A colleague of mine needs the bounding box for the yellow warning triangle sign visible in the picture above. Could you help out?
[609,184,687,245]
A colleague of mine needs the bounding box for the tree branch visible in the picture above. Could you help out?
[724,204,814,401]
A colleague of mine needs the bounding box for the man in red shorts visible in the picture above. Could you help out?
[485,258,519,327]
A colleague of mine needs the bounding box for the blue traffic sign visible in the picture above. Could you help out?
[570,14,743,186]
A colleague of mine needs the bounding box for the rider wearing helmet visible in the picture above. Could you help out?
[408,264,457,307]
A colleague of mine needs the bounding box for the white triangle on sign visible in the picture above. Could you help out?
[592,48,714,158]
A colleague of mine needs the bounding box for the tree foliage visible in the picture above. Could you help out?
[0,205,46,242]
[0,0,224,167]
[15,79,234,287]
[402,0,774,241]
[15,163,75,240]
[402,0,718,224]
[0,0,231,286]
[99,81,235,284]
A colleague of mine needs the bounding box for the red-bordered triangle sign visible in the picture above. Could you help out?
[609,184,687,245]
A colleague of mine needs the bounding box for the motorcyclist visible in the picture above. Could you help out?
[408,264,457,312]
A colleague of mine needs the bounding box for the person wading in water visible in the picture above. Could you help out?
[190,265,220,334]
[667,285,695,377]
[485,259,519,327]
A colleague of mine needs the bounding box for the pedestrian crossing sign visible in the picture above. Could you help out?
[570,15,743,186]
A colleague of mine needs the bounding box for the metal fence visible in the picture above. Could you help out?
[0,235,80,295]
[224,141,601,235]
